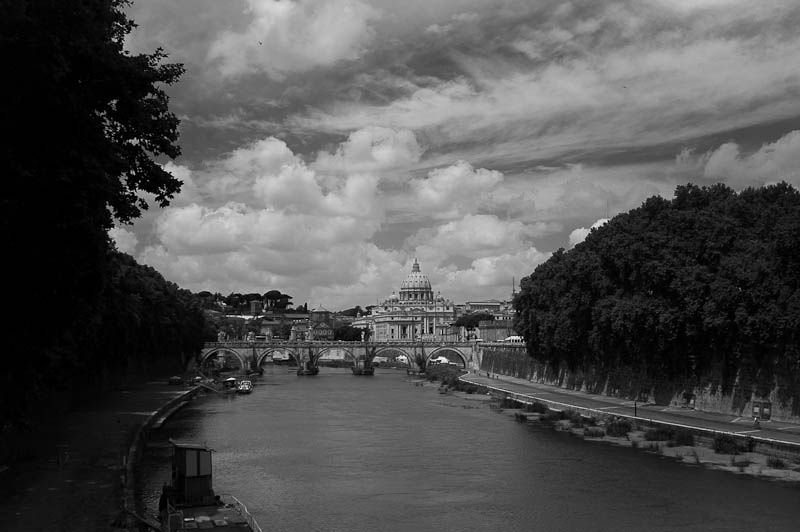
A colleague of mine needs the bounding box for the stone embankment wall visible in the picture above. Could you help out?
[120,385,205,527]
[480,346,800,423]
[461,376,800,462]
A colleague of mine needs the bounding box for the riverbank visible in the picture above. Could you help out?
[454,372,800,484]
[0,378,201,532]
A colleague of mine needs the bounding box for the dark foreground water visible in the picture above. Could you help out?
[137,369,799,532]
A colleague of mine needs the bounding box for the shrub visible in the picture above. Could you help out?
[565,410,583,425]
[644,427,674,441]
[541,410,565,424]
[740,437,756,453]
[499,398,518,409]
[713,434,739,455]
[767,457,786,469]
[606,419,633,437]
[672,429,695,447]
[527,402,548,414]
[584,427,605,438]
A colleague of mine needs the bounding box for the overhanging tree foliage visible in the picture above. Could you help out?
[514,183,800,410]
[1,0,186,428]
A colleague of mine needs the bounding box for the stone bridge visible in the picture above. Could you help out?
[200,340,485,374]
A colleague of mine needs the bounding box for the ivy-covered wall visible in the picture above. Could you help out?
[481,345,800,422]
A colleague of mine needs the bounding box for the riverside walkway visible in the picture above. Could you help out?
[461,371,800,448]
[0,379,197,532]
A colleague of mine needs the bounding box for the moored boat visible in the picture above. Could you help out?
[222,377,238,393]
[159,440,262,532]
[236,380,252,394]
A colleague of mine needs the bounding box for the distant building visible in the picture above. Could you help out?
[363,259,458,342]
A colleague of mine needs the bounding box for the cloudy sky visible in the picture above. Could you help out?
[111,0,800,310]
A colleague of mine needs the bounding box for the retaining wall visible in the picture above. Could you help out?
[120,385,205,529]
[480,346,800,423]
[460,376,800,462]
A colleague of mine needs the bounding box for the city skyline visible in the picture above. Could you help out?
[112,0,800,309]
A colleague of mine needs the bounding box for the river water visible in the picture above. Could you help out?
[137,368,799,532]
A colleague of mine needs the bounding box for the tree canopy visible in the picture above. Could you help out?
[1,0,187,429]
[514,183,800,410]
[454,312,495,330]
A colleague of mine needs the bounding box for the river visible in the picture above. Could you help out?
[137,368,799,532]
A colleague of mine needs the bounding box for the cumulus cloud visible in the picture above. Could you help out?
[437,247,551,296]
[700,131,800,187]
[313,126,423,173]
[406,161,503,219]
[207,0,380,78]
[109,226,139,255]
[120,0,800,309]
[409,215,532,260]
[568,218,609,248]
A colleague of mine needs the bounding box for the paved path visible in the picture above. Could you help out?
[0,379,193,532]
[462,372,800,447]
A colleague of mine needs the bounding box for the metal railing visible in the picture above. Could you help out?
[220,494,264,532]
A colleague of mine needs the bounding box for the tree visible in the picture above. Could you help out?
[514,183,800,407]
[339,306,364,317]
[333,324,362,341]
[454,312,494,330]
[1,0,184,427]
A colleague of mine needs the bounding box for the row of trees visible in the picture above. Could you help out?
[514,183,800,410]
[2,1,192,429]
[195,290,297,312]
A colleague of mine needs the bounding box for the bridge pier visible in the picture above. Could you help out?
[199,341,481,373]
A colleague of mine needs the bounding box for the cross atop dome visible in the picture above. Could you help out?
[412,258,420,272]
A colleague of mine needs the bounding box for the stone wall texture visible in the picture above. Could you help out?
[480,345,800,423]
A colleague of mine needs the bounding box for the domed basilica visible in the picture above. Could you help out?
[365,259,457,342]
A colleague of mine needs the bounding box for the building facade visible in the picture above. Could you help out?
[362,259,458,342]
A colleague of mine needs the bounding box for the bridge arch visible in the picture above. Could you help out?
[201,348,247,371]
[427,347,468,367]
[256,348,300,367]
[373,346,413,359]
[314,346,356,363]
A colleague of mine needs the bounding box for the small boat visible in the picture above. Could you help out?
[159,440,262,532]
[236,380,252,394]
[222,377,238,393]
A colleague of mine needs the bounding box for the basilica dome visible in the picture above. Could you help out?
[399,259,433,302]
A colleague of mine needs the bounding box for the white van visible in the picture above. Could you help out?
[503,335,524,343]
